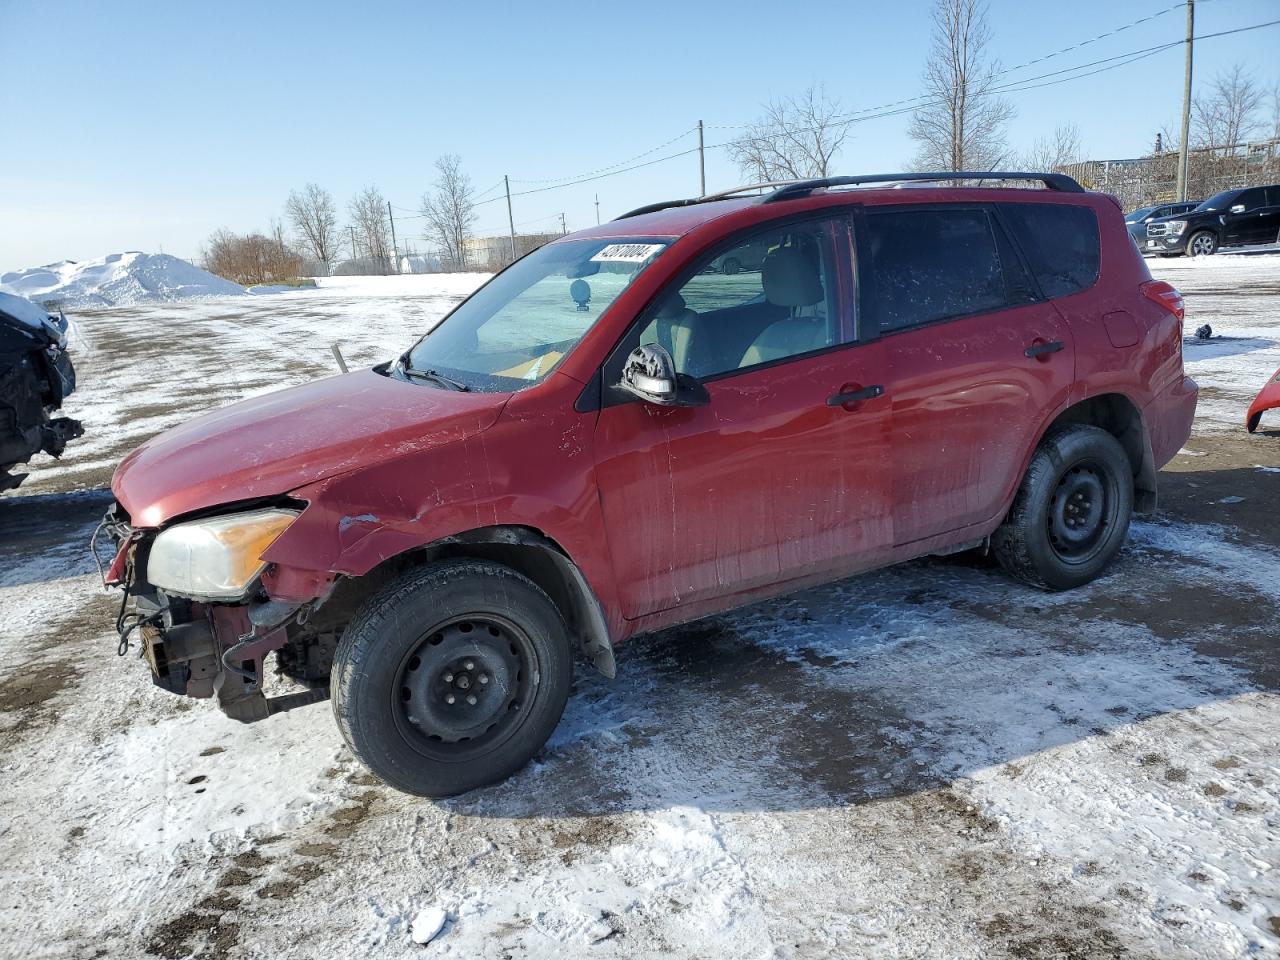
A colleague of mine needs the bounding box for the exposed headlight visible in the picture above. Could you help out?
[148,508,299,600]
[1167,220,1188,235]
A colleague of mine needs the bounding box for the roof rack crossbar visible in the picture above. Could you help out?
[764,171,1084,203]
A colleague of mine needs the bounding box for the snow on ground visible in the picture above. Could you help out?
[0,257,1278,959]
[1,252,247,308]
[1156,251,1280,431]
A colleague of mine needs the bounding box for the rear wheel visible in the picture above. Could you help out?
[331,560,572,797]
[1187,230,1218,257]
[993,425,1134,591]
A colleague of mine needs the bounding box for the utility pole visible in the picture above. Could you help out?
[504,175,517,261]
[560,212,567,235]
[349,225,358,264]
[595,194,600,225]
[697,119,706,196]
[1176,0,1195,202]
[386,201,399,274]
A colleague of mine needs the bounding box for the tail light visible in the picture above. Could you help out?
[1141,280,1185,322]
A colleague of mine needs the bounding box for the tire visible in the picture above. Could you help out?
[721,257,741,275]
[992,425,1134,592]
[1186,230,1218,257]
[331,559,572,797]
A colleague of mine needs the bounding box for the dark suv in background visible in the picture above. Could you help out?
[1125,201,1199,245]
[1144,184,1280,256]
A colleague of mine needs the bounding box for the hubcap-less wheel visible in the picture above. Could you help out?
[1190,233,1216,256]
[1046,460,1117,565]
[393,615,535,760]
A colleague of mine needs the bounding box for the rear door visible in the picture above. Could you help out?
[592,216,893,620]
[858,203,1077,547]
[1260,187,1280,245]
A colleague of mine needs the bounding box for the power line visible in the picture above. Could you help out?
[386,14,1280,220]
[508,127,697,185]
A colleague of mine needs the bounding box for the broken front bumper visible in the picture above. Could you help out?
[99,505,328,723]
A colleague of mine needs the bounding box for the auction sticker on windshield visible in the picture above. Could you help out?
[590,243,666,263]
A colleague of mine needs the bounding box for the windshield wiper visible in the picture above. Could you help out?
[397,354,469,391]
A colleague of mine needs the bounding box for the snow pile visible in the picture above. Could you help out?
[0,252,247,308]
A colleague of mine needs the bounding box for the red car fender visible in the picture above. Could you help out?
[1247,365,1280,433]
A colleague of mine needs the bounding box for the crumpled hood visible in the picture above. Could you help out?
[113,369,509,527]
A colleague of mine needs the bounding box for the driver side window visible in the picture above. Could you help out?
[633,221,839,381]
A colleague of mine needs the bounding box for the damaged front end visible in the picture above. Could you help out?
[97,502,338,722]
[0,296,83,492]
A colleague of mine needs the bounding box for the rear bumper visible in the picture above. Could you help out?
[1145,375,1199,468]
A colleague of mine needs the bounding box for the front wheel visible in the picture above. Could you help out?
[992,425,1134,591]
[1186,230,1218,257]
[331,560,572,797]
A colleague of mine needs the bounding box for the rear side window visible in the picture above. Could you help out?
[1000,203,1100,299]
[861,207,1012,332]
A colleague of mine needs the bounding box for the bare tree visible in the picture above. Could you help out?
[1020,123,1083,171]
[726,85,852,183]
[285,183,341,271]
[203,228,303,286]
[348,186,392,273]
[1192,63,1264,148]
[420,155,477,270]
[908,0,1015,171]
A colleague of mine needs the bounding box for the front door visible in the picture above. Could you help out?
[591,217,892,620]
[1222,187,1269,245]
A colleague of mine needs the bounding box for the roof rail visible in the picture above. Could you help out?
[613,180,806,221]
[764,171,1085,202]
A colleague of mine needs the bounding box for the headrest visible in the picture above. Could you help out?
[762,247,823,307]
[654,292,687,318]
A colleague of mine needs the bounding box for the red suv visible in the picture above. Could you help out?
[104,172,1197,797]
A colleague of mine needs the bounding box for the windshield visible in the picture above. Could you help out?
[400,237,670,392]
[1195,190,1238,213]
[1125,206,1157,223]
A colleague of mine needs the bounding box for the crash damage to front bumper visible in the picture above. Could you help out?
[97,504,334,723]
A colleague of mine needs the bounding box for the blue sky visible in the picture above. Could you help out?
[1,0,1277,270]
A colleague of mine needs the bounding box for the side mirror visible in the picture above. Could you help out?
[619,344,708,407]
[1230,204,1246,214]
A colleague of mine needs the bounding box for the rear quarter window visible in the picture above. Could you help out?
[1000,203,1100,299]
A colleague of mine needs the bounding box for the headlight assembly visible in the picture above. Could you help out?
[147,508,299,600]
[1167,220,1188,236]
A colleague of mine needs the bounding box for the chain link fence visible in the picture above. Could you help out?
[1059,138,1280,210]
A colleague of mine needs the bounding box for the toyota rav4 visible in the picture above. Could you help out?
[103,172,1198,797]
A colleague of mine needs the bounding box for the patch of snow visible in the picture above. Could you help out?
[1,252,247,308]
[409,906,448,945]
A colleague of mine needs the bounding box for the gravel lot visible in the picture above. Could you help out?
[1,258,1278,960]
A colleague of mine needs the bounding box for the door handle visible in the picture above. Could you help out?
[827,385,884,407]
[1024,340,1065,359]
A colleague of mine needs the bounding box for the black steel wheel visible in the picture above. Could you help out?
[1045,459,1120,567]
[332,560,572,797]
[993,425,1134,591]
[392,614,535,760]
